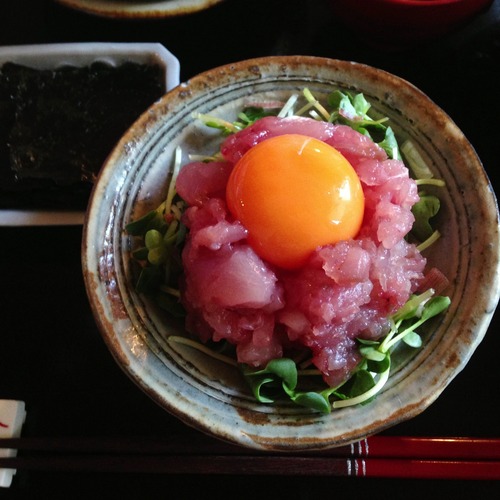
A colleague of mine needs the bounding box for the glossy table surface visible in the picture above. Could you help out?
[1,0,500,497]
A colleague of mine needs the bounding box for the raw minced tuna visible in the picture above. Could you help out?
[176,116,426,388]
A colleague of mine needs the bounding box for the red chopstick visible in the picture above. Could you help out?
[357,458,500,480]
[0,455,499,480]
[1,436,500,479]
[1,435,500,460]
[351,436,500,460]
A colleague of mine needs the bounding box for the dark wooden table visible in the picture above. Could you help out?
[1,1,500,498]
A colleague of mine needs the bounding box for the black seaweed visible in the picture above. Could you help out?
[0,61,165,210]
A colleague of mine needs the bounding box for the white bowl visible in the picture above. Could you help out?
[82,56,500,450]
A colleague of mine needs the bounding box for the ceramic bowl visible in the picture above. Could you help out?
[330,0,494,46]
[82,56,500,451]
[54,0,226,18]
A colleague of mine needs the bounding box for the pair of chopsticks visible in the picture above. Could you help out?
[1,435,500,480]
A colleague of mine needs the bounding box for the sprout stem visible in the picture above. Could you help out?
[415,178,446,187]
[164,146,182,214]
[332,369,390,409]
[417,230,441,252]
[167,336,239,367]
[278,94,299,117]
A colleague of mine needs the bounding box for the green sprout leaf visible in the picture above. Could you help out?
[125,209,164,236]
[421,295,451,321]
[244,358,298,392]
[245,375,277,404]
[352,93,372,117]
[291,391,331,414]
[412,194,441,241]
[266,358,298,389]
[402,331,423,348]
[378,126,401,160]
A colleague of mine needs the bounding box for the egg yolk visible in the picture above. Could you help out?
[226,134,365,270]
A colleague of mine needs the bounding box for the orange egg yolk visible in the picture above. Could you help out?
[226,134,365,270]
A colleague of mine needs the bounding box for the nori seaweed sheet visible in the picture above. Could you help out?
[0,61,165,210]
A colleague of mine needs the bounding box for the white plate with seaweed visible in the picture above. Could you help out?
[0,43,180,226]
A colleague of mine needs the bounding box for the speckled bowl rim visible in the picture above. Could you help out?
[82,56,500,451]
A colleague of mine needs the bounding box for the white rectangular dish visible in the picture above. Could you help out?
[0,42,180,226]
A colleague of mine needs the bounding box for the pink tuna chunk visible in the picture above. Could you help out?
[176,161,233,206]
